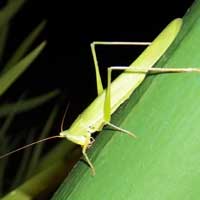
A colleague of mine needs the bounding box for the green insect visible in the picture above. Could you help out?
[1,18,200,175]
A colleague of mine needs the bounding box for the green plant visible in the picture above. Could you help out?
[51,0,200,199]
[0,1,69,198]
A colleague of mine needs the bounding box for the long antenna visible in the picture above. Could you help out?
[0,135,63,159]
[60,102,70,132]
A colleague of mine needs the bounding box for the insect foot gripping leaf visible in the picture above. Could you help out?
[60,129,95,175]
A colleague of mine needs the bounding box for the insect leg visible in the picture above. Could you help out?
[103,66,137,138]
[107,122,137,138]
[90,42,104,96]
[104,65,200,137]
[90,41,151,96]
[105,66,200,75]
[82,143,96,175]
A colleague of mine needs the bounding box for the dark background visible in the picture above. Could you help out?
[4,0,195,125]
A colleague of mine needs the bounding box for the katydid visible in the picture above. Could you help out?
[1,18,200,176]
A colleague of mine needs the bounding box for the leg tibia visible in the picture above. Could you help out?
[90,41,151,96]
[82,144,95,176]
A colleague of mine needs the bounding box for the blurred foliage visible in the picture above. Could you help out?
[0,1,75,199]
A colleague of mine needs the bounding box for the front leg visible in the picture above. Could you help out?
[82,137,96,175]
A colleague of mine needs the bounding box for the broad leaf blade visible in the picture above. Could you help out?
[51,1,200,200]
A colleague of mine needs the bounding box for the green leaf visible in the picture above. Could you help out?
[38,141,76,172]
[0,41,46,96]
[4,20,47,70]
[0,0,26,60]
[11,129,35,190]
[51,1,200,200]
[0,0,26,29]
[25,104,60,178]
[0,26,9,60]
[2,160,70,200]
[0,90,59,117]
